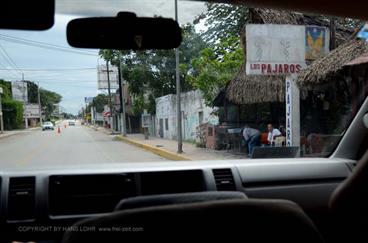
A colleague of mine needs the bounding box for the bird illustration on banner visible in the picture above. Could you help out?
[305,26,327,60]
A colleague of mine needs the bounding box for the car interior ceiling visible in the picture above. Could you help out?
[1,0,368,242]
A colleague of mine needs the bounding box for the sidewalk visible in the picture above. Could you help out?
[86,124,246,161]
[0,127,40,139]
[87,125,247,161]
[115,134,246,161]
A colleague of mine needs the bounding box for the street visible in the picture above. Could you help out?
[0,123,167,169]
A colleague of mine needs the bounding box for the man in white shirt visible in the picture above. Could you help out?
[267,124,282,145]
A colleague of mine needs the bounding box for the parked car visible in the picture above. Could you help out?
[42,121,54,131]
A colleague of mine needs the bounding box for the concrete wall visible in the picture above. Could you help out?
[155,90,219,141]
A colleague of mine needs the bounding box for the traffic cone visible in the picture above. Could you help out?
[57,126,61,134]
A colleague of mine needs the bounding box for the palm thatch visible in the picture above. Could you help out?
[216,8,354,106]
[251,8,300,25]
[226,64,285,104]
[297,39,368,89]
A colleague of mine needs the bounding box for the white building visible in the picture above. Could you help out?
[155,90,218,141]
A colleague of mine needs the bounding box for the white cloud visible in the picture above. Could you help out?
[56,0,207,24]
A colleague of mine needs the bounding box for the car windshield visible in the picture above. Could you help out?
[0,0,366,169]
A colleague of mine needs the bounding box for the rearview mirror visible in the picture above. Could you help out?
[67,12,182,50]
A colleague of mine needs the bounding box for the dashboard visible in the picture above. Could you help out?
[0,158,354,241]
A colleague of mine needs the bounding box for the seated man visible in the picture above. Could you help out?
[267,124,282,145]
[242,126,261,158]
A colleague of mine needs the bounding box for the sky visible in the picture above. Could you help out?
[0,0,206,115]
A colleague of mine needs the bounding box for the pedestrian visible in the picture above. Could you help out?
[267,123,282,145]
[242,126,261,158]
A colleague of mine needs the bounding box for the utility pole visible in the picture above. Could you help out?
[118,52,127,136]
[81,106,84,121]
[22,76,28,129]
[106,60,114,133]
[0,87,4,134]
[37,82,42,127]
[175,0,183,153]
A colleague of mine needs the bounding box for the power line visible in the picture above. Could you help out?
[0,42,23,79]
[0,42,22,73]
[0,60,19,79]
[0,67,96,71]
[0,35,98,56]
[0,34,97,54]
[0,34,96,53]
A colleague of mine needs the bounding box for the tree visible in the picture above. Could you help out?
[86,94,108,113]
[194,3,249,45]
[0,80,24,129]
[40,89,62,120]
[189,37,244,105]
[26,81,39,104]
[61,112,76,119]
[0,80,12,100]
[2,99,24,129]
[99,24,206,115]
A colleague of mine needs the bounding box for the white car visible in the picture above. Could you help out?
[42,121,54,131]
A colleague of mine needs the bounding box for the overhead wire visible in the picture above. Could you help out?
[0,42,22,73]
[0,34,98,56]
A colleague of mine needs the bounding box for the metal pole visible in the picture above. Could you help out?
[118,52,127,136]
[106,60,113,133]
[175,0,183,153]
[23,79,28,129]
[37,82,42,127]
[0,87,4,133]
[330,17,336,50]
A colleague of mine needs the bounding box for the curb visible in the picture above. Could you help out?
[115,135,191,161]
[0,132,19,140]
[0,127,40,140]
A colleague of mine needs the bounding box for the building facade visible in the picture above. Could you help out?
[155,90,219,141]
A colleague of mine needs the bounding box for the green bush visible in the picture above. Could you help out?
[2,99,24,130]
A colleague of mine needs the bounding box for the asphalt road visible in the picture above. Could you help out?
[0,122,166,170]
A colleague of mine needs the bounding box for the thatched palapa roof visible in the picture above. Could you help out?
[226,64,285,104]
[216,8,355,106]
[297,39,368,89]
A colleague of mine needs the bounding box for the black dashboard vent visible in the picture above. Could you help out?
[8,176,36,220]
[213,168,236,191]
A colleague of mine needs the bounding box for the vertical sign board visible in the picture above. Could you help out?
[97,65,119,90]
[286,78,292,146]
[24,104,40,118]
[285,75,300,149]
[12,81,28,103]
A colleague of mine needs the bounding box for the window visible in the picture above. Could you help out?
[165,118,169,131]
[198,111,204,124]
